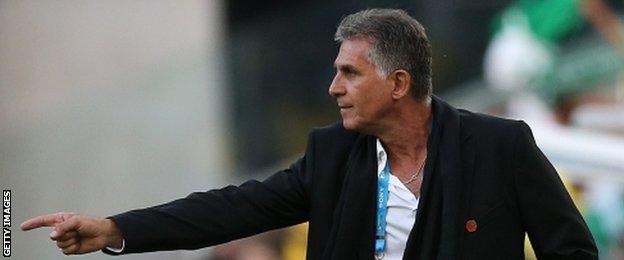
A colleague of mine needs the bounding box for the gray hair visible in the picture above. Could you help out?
[334,9,432,101]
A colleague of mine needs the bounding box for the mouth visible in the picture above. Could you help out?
[339,106,353,111]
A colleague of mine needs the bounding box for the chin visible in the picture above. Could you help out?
[341,119,362,132]
[341,119,355,130]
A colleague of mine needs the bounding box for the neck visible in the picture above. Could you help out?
[377,99,431,160]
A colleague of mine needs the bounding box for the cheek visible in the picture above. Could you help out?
[362,91,391,118]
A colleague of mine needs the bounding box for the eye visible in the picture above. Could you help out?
[341,67,358,77]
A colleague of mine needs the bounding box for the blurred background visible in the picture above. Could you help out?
[1,0,623,259]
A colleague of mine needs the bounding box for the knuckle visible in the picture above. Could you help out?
[62,245,77,255]
[62,217,80,231]
[57,238,69,246]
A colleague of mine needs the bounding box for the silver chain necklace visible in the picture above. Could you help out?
[402,155,427,185]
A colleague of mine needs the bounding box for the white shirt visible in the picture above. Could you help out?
[375,139,420,260]
[105,238,124,253]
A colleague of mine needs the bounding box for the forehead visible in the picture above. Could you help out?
[334,38,375,67]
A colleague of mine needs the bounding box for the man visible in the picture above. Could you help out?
[21,9,597,259]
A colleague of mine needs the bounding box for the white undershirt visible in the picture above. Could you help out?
[375,139,420,260]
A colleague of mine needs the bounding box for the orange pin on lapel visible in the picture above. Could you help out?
[466,219,477,233]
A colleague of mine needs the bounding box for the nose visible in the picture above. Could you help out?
[328,74,345,97]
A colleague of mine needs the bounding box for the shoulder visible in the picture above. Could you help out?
[458,109,523,128]
[299,122,365,186]
[456,109,532,147]
[458,109,528,135]
[432,96,529,140]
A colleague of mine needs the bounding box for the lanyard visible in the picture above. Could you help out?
[375,160,391,257]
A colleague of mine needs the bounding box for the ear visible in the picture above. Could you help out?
[389,69,411,100]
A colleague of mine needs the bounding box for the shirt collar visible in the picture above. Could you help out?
[376,138,387,177]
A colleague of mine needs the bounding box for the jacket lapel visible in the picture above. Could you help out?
[436,96,463,259]
[404,96,475,259]
[323,134,378,259]
[457,130,475,258]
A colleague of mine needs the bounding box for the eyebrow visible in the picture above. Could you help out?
[334,63,358,72]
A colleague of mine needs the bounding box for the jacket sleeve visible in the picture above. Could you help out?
[512,121,598,259]
[102,133,316,255]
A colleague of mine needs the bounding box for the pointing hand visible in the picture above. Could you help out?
[21,212,123,255]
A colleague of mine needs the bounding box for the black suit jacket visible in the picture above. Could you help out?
[104,96,597,259]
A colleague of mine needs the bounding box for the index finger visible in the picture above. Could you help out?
[21,213,75,231]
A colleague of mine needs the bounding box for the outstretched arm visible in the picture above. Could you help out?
[21,212,123,255]
[21,157,311,256]
[103,157,310,254]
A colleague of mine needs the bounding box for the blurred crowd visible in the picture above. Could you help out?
[484,1,624,258]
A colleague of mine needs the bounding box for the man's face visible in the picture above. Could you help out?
[329,38,393,132]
